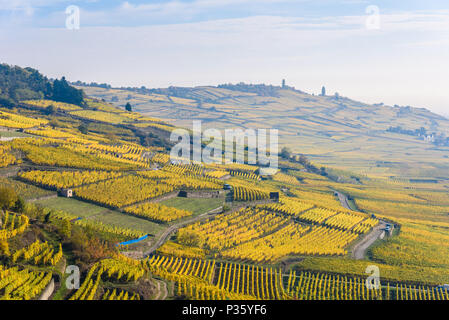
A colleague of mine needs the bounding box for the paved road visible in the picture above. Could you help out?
[335,191,353,210]
[334,190,388,260]
[352,222,387,260]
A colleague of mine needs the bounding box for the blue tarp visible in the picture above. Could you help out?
[116,234,149,247]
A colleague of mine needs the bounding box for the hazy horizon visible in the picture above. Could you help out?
[1,0,448,117]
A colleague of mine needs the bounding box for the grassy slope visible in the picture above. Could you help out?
[159,197,224,216]
[34,197,107,218]
[89,210,165,236]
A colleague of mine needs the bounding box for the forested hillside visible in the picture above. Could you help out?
[0,64,84,107]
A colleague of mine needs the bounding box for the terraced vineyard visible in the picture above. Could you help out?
[0,83,448,302]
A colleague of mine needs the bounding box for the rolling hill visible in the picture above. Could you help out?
[80,84,449,180]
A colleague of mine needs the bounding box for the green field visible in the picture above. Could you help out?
[90,210,165,236]
[34,196,165,235]
[34,197,108,218]
[0,131,34,138]
[159,197,224,215]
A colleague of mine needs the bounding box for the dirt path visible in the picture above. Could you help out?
[153,279,168,300]
[334,190,388,260]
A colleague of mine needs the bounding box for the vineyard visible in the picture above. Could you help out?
[12,139,138,171]
[123,254,449,301]
[49,210,147,240]
[173,197,380,263]
[232,186,270,201]
[0,266,52,300]
[74,175,174,208]
[0,110,47,129]
[261,198,314,217]
[221,224,358,262]
[178,208,290,251]
[102,289,140,300]
[0,87,447,303]
[124,202,193,222]
[12,240,63,266]
[205,170,229,179]
[229,170,260,181]
[0,144,16,168]
[22,99,83,111]
[157,241,207,259]
[0,212,29,241]
[272,172,301,185]
[0,177,53,200]
[213,263,287,299]
[19,170,123,189]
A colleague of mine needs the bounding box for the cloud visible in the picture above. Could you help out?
[119,0,306,12]
[1,6,449,115]
[0,0,34,15]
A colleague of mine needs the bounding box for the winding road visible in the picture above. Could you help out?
[333,190,388,260]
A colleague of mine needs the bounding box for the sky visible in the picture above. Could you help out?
[0,0,448,116]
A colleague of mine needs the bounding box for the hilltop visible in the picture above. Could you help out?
[79,83,449,180]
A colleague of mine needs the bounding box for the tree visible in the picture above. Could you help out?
[78,123,88,135]
[280,147,292,159]
[125,102,132,112]
[13,197,26,213]
[320,166,328,176]
[0,64,53,104]
[178,230,203,247]
[321,86,326,96]
[59,219,72,239]
[0,187,19,210]
[45,105,56,115]
[52,76,84,106]
[49,119,64,129]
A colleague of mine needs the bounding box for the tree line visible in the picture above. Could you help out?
[0,63,85,107]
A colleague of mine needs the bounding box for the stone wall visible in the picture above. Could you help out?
[179,190,225,199]
[38,278,55,300]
